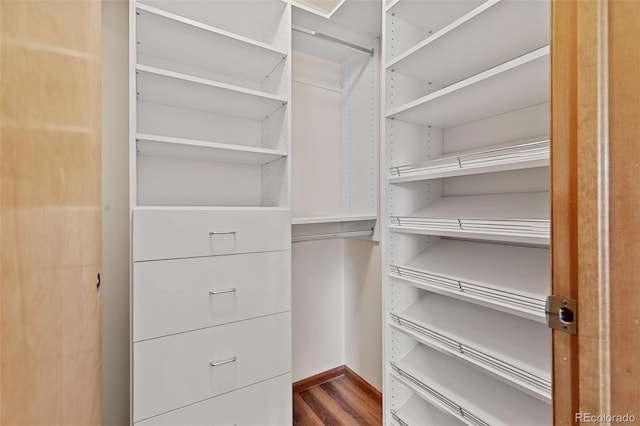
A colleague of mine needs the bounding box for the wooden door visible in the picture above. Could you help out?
[0,1,102,424]
[551,0,640,424]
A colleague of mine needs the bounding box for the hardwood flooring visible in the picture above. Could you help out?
[293,375,382,426]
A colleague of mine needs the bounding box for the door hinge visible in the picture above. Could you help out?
[546,295,577,335]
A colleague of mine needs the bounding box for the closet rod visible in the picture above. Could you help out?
[292,229,374,243]
[292,24,374,56]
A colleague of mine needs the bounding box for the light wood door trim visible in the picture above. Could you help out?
[607,0,640,419]
[0,1,102,424]
[552,0,640,424]
[550,0,579,423]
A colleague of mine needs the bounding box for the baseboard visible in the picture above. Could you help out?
[344,366,383,405]
[292,365,382,404]
[292,366,346,393]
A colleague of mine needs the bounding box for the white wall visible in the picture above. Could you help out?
[101,2,130,425]
[291,52,347,381]
[292,234,346,381]
[344,239,382,391]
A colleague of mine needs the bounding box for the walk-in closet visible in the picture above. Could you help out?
[120,0,553,424]
[5,0,640,424]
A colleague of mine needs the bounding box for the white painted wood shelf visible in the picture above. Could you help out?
[136,3,287,84]
[389,138,549,183]
[136,65,287,121]
[390,345,551,426]
[391,394,463,426]
[387,0,549,89]
[385,0,484,37]
[291,214,377,225]
[136,134,287,165]
[390,292,551,400]
[389,192,550,245]
[386,46,549,128]
[389,239,549,321]
[134,206,290,212]
[137,0,288,46]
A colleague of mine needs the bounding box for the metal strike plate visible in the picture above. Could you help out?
[546,295,577,335]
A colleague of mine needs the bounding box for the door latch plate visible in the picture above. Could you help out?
[546,295,577,334]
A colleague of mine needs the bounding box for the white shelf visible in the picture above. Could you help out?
[386,46,549,128]
[134,206,290,212]
[390,345,551,426]
[137,0,288,46]
[291,214,377,225]
[391,395,463,426]
[390,239,549,321]
[390,293,551,400]
[387,0,549,89]
[136,65,287,121]
[386,0,484,35]
[389,192,550,245]
[136,134,287,165]
[136,4,287,84]
[389,138,549,183]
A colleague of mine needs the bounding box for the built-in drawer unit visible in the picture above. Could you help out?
[133,312,291,422]
[133,250,291,341]
[135,373,292,426]
[133,208,291,261]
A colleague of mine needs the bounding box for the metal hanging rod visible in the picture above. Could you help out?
[292,228,374,243]
[292,24,374,56]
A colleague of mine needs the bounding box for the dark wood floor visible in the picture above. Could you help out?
[293,375,382,426]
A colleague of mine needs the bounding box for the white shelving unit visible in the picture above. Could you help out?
[389,192,550,245]
[390,293,551,400]
[386,0,549,91]
[391,394,464,426]
[136,65,287,121]
[389,138,549,182]
[291,0,379,240]
[136,3,287,86]
[385,0,484,53]
[390,345,551,426]
[389,239,549,321]
[137,0,289,47]
[136,134,287,165]
[291,214,377,225]
[130,1,292,424]
[387,47,549,128]
[383,0,552,424]
[288,2,382,406]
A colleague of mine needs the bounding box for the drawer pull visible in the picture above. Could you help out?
[209,356,237,367]
[209,231,237,236]
[209,288,237,295]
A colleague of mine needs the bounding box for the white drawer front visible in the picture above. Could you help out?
[133,251,291,341]
[133,312,291,422]
[133,209,291,261]
[135,373,292,426]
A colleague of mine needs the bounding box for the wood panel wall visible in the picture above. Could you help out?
[0,1,102,424]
